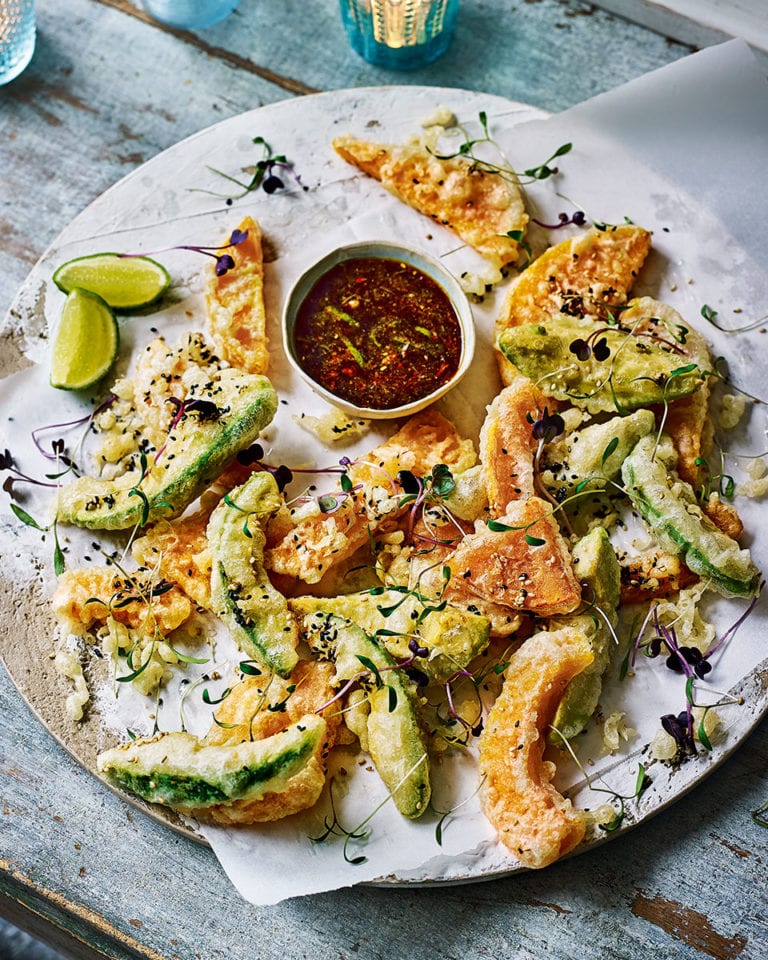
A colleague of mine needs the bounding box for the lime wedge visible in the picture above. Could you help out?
[50,288,119,391]
[53,253,170,310]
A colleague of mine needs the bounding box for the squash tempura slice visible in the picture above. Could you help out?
[479,377,546,513]
[205,215,269,374]
[494,224,651,385]
[333,135,527,268]
[479,626,593,868]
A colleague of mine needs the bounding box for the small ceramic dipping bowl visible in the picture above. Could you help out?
[281,240,476,420]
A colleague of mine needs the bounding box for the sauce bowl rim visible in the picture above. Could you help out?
[281,239,476,420]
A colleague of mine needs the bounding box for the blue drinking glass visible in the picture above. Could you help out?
[0,0,35,86]
[340,0,459,71]
[142,0,239,30]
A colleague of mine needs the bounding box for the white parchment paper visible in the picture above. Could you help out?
[1,41,767,906]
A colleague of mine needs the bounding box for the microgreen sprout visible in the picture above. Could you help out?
[700,303,768,335]
[633,591,759,759]
[752,800,768,829]
[694,454,735,503]
[119,229,248,277]
[195,136,308,204]
[309,752,429,864]
[531,210,587,230]
[429,111,572,187]
[551,725,649,831]
[433,776,486,846]
[1,449,58,495]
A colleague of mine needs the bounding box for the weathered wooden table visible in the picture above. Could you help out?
[2,2,767,958]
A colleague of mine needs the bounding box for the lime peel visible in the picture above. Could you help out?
[53,253,170,310]
[50,288,119,391]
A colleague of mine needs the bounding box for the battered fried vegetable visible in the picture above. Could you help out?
[549,527,621,742]
[205,216,270,375]
[97,715,326,808]
[290,590,489,683]
[57,370,278,530]
[497,312,708,414]
[480,626,594,868]
[623,435,760,599]
[208,471,298,678]
[303,612,431,819]
[494,224,651,385]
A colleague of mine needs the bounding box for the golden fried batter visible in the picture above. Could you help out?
[479,378,545,513]
[619,550,699,604]
[447,499,581,618]
[199,660,341,824]
[264,410,477,584]
[53,566,192,635]
[495,224,651,385]
[205,215,269,375]
[333,135,527,268]
[480,625,593,868]
[132,498,216,610]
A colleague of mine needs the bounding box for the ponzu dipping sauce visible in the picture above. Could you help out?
[291,256,463,410]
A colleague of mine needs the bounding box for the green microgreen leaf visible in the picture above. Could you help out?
[202,687,232,705]
[525,533,546,546]
[487,519,515,532]
[752,800,768,828]
[10,503,45,530]
[239,660,263,676]
[356,654,384,688]
[601,437,619,466]
[128,487,150,527]
[166,644,209,665]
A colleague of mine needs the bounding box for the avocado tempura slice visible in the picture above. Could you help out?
[57,370,278,530]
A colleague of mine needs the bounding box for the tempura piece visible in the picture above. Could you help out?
[479,377,545,513]
[53,566,192,635]
[494,224,651,385]
[205,215,269,374]
[447,498,581,618]
[265,409,476,584]
[333,135,528,268]
[479,625,594,868]
[132,497,216,609]
[201,660,341,825]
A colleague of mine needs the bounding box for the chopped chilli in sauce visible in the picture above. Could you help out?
[292,256,462,410]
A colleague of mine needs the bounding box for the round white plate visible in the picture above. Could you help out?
[1,87,766,900]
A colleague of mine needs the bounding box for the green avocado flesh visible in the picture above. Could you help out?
[97,715,325,808]
[289,590,489,682]
[623,435,760,598]
[549,527,621,743]
[208,471,298,678]
[497,314,707,414]
[57,371,277,530]
[302,611,431,819]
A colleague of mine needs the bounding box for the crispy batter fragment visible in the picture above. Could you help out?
[333,135,527,268]
[132,497,216,609]
[494,224,651,385]
[703,494,744,541]
[52,566,192,635]
[479,626,593,868]
[264,410,477,584]
[205,215,269,374]
[200,660,341,825]
[620,550,700,604]
[660,388,711,488]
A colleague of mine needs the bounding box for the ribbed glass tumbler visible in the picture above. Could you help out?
[0,0,35,86]
[340,0,459,70]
